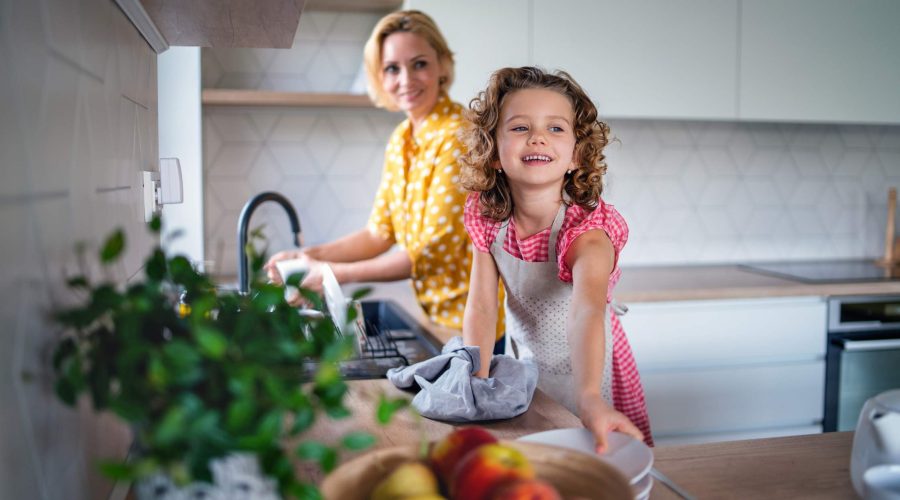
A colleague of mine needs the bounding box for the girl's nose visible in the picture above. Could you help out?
[528,132,547,145]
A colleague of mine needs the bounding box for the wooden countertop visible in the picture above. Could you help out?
[650,431,855,499]
[301,380,857,499]
[615,264,900,303]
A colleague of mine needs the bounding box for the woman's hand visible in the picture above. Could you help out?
[264,249,305,284]
[579,391,644,454]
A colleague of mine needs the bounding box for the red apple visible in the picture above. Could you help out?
[450,443,535,500]
[429,426,498,486]
[488,478,562,500]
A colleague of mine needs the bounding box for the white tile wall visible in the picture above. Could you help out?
[0,0,156,498]
[203,12,900,277]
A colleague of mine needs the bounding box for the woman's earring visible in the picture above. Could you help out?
[439,76,447,85]
[566,169,572,174]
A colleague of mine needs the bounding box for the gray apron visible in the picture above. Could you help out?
[490,202,613,415]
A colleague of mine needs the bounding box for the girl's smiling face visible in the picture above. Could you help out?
[495,88,577,190]
[380,32,445,126]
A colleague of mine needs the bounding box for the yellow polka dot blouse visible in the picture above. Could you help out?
[367,95,472,330]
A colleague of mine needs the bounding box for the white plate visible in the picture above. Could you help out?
[320,264,348,335]
[274,258,309,303]
[633,473,652,500]
[517,428,653,485]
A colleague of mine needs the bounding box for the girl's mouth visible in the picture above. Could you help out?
[522,154,553,166]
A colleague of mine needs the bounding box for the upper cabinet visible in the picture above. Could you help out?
[139,0,305,48]
[532,0,738,121]
[407,0,530,106]
[409,0,900,124]
[739,0,900,124]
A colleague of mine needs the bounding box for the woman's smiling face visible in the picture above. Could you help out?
[380,32,445,125]
[496,88,577,190]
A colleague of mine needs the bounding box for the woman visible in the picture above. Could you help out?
[266,10,498,334]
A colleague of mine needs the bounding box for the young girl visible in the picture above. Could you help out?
[459,67,652,450]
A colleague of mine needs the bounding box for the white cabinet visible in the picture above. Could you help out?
[740,0,900,124]
[406,0,530,105]
[532,0,738,120]
[620,296,827,445]
[412,0,900,123]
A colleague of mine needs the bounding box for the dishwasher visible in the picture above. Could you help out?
[824,295,900,431]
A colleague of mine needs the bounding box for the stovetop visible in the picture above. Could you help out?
[739,259,900,283]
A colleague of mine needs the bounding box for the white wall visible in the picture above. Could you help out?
[158,47,204,264]
[0,0,157,498]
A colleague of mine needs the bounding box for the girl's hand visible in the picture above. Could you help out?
[579,392,644,454]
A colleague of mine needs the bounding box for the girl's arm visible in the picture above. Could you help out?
[566,230,643,452]
[463,249,500,378]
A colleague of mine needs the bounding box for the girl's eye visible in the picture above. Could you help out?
[550,126,565,132]
[511,126,528,132]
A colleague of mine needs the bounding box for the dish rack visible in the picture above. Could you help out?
[305,300,442,380]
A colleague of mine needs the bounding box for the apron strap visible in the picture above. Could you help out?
[547,202,568,263]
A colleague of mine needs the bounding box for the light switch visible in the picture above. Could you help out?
[159,158,183,204]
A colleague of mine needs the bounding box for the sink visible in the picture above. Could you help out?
[304,299,443,380]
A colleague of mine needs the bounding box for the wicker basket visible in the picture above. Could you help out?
[320,440,633,500]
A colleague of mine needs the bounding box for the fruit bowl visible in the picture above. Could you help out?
[320,440,633,500]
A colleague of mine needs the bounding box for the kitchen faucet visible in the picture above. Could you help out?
[237,191,301,295]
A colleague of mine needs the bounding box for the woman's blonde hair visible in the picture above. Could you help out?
[459,67,611,221]
[363,10,455,111]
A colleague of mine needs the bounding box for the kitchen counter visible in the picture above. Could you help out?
[299,380,857,499]
[615,264,900,303]
[650,431,855,499]
[344,264,900,312]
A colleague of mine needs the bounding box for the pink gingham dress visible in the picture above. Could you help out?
[465,193,653,445]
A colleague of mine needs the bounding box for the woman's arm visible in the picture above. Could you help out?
[264,229,395,285]
[304,228,394,263]
[463,249,500,378]
[566,230,643,452]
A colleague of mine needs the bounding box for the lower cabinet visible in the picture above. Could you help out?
[619,296,827,445]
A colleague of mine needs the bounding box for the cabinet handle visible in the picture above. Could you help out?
[842,339,900,352]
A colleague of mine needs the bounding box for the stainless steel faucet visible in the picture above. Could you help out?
[237,191,301,295]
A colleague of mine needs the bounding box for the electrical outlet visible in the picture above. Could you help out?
[142,171,161,222]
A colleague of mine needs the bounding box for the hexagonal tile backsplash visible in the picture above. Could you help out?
[204,11,900,278]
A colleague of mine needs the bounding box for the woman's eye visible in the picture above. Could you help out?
[383,64,399,74]
[414,60,428,69]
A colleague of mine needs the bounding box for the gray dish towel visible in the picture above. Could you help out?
[386,336,538,422]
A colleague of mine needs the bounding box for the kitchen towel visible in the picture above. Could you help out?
[386,336,538,422]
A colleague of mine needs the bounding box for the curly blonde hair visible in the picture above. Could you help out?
[459,67,611,221]
[363,10,455,111]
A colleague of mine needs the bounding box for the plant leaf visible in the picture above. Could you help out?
[295,441,338,472]
[376,395,409,425]
[193,325,227,359]
[148,215,162,233]
[340,431,375,451]
[98,460,135,480]
[287,482,323,500]
[99,229,125,263]
[350,287,371,300]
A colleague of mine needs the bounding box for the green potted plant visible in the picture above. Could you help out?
[50,217,407,499]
